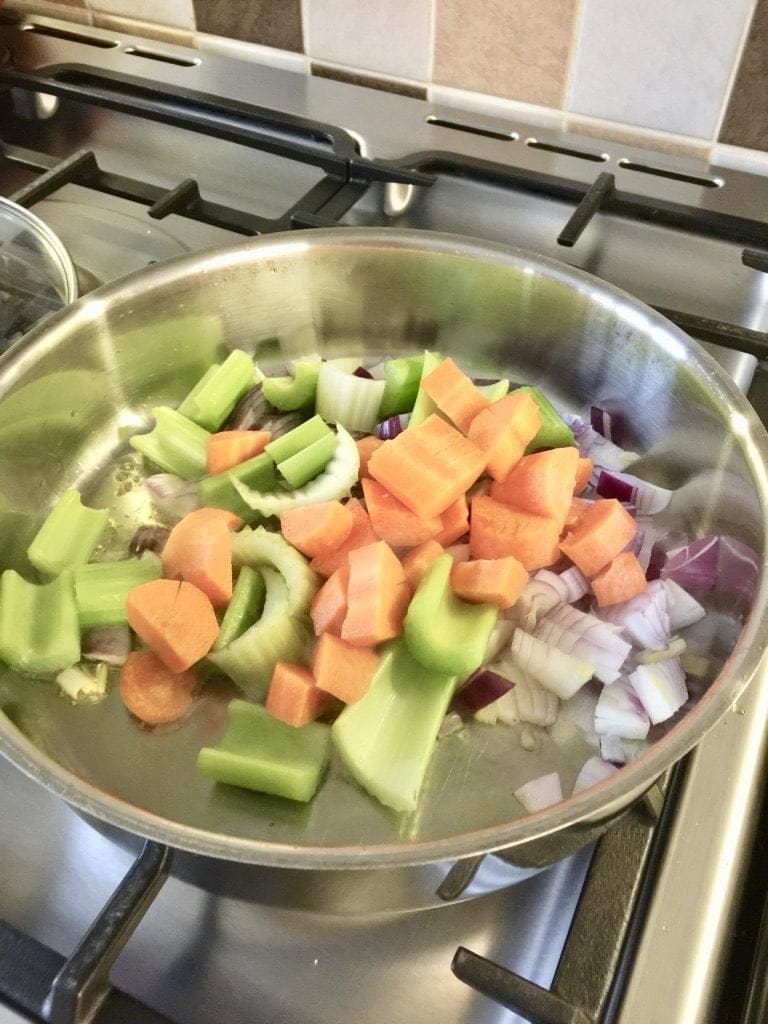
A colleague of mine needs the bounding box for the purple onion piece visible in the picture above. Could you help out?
[660,536,719,591]
[223,384,271,430]
[596,470,672,514]
[375,414,410,440]
[451,668,514,717]
[590,405,613,441]
[715,536,760,604]
[143,475,199,522]
[353,366,374,379]
[82,625,132,666]
[129,524,171,557]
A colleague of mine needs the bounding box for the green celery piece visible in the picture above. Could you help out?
[404,554,498,678]
[379,354,425,418]
[477,379,510,402]
[314,363,386,433]
[0,569,80,673]
[197,699,331,802]
[177,350,260,431]
[207,567,309,700]
[130,407,210,480]
[332,640,456,812]
[215,565,266,649]
[74,553,162,629]
[198,451,278,520]
[230,526,319,614]
[231,425,360,517]
[277,432,337,488]
[409,351,443,426]
[261,361,320,411]
[265,415,333,464]
[516,386,575,452]
[27,490,108,579]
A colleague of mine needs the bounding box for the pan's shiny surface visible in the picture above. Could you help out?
[0,228,766,871]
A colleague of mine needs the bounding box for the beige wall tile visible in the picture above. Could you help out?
[193,0,303,52]
[433,0,579,109]
[719,0,768,151]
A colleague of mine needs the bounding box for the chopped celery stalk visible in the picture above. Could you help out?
[277,432,337,488]
[207,567,309,700]
[409,351,443,426]
[198,451,278,520]
[477,379,510,402]
[56,662,108,702]
[27,490,108,579]
[197,699,331,802]
[0,569,80,674]
[130,407,210,480]
[177,350,260,431]
[265,415,333,464]
[261,361,320,411]
[232,424,360,516]
[404,554,499,677]
[74,552,162,629]
[379,354,425,418]
[332,640,456,811]
[230,526,319,614]
[315,363,386,433]
[214,565,266,649]
[516,386,575,451]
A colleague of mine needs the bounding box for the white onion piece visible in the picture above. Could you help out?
[56,663,108,703]
[595,677,650,740]
[484,616,516,662]
[82,625,132,666]
[598,579,670,650]
[629,658,688,725]
[438,712,465,739]
[635,636,687,664]
[144,473,199,521]
[573,756,618,794]
[557,566,590,603]
[662,580,706,631]
[510,629,594,700]
[599,733,647,765]
[563,415,638,470]
[514,772,563,812]
[510,577,562,630]
[536,604,631,685]
[486,668,559,726]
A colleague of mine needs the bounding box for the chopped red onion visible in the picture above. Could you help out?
[598,579,670,650]
[629,659,688,724]
[510,628,594,700]
[514,772,563,812]
[144,474,199,521]
[573,755,618,794]
[715,536,760,604]
[353,366,374,379]
[563,414,638,471]
[590,405,613,441]
[662,580,706,630]
[595,470,672,514]
[375,414,410,440]
[452,668,514,717]
[536,603,631,685]
[82,625,132,666]
[128,524,170,557]
[659,536,718,590]
[660,534,759,604]
[595,677,650,740]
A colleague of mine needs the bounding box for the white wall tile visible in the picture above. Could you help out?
[86,0,195,30]
[304,0,433,82]
[567,0,756,140]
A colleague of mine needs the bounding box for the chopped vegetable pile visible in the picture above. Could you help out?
[1,349,759,815]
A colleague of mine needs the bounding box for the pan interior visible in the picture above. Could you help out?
[0,230,765,866]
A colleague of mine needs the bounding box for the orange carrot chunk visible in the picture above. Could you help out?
[312,632,379,704]
[161,507,243,608]
[309,498,379,578]
[119,650,197,726]
[367,414,486,518]
[400,539,444,590]
[280,500,354,559]
[450,555,529,609]
[206,430,271,476]
[490,446,579,527]
[467,390,543,481]
[563,496,593,530]
[126,578,220,672]
[591,551,648,607]
[265,661,331,727]
[341,540,411,647]
[362,477,442,547]
[559,498,637,578]
[434,494,470,546]
[419,356,490,433]
[573,457,594,494]
[356,435,384,479]
[310,562,350,637]
[469,494,561,571]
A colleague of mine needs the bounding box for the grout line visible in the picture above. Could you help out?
[427,0,437,89]
[562,0,585,113]
[711,0,759,146]
[300,0,310,56]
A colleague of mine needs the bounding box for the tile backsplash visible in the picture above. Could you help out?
[6,0,768,160]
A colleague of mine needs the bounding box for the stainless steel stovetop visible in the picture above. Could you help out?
[2,12,768,1024]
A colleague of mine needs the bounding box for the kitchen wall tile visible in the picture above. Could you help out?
[427,84,565,132]
[719,0,768,150]
[193,0,303,53]
[567,0,756,140]
[565,114,712,161]
[433,0,580,110]
[85,0,195,30]
[312,63,426,100]
[91,11,194,46]
[304,0,432,82]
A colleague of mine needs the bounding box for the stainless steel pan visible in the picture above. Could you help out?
[0,228,766,893]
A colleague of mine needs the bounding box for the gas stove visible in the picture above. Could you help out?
[2,12,768,1024]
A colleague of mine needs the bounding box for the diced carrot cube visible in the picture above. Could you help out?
[341,540,411,647]
[401,539,444,590]
[420,356,490,433]
[310,562,350,637]
[265,661,330,727]
[450,555,529,609]
[591,552,648,607]
[469,494,561,571]
[312,633,379,704]
[559,498,637,578]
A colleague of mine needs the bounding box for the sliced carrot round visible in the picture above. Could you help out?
[119,650,197,725]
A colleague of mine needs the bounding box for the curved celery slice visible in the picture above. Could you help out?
[230,526,318,614]
[332,640,456,812]
[0,569,80,674]
[207,567,309,700]
[74,552,162,629]
[261,361,320,411]
[197,700,331,802]
[27,490,108,579]
[177,350,260,431]
[230,425,360,516]
[214,565,266,650]
[315,362,385,433]
[379,354,424,418]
